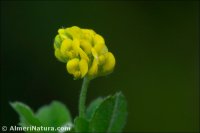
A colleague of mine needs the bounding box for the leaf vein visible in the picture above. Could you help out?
[107,94,120,132]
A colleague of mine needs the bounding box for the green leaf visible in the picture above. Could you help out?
[89,92,127,133]
[74,117,89,132]
[36,101,72,128]
[86,97,103,120]
[10,102,42,127]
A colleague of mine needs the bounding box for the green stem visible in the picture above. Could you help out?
[79,77,90,118]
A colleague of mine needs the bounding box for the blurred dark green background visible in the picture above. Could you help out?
[1,1,199,132]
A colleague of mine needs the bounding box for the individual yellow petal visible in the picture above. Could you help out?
[80,40,92,54]
[81,29,96,42]
[99,55,106,65]
[94,43,108,55]
[58,29,68,40]
[81,29,96,36]
[79,59,88,78]
[93,34,105,45]
[72,39,80,47]
[102,52,115,73]
[79,48,89,62]
[58,29,65,34]
[65,26,82,39]
[66,51,76,59]
[66,58,79,75]
[88,59,98,77]
[55,49,67,63]
[93,34,108,54]
[72,39,80,56]
[94,43,103,53]
[91,48,98,59]
[73,71,81,79]
[60,38,72,56]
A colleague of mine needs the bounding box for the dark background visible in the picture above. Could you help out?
[1,1,199,132]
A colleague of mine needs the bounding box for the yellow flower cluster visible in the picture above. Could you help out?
[54,26,115,79]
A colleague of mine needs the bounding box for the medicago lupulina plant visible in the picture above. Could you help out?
[11,26,128,133]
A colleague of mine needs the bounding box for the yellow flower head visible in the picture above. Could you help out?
[54,26,115,79]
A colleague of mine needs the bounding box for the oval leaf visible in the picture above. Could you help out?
[86,97,103,120]
[74,117,89,132]
[89,92,127,133]
[10,102,42,127]
[36,101,72,128]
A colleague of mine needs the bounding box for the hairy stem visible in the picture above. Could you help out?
[79,77,90,118]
